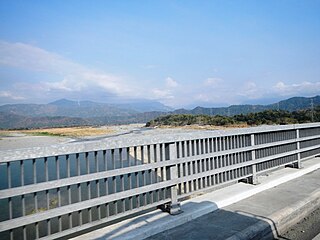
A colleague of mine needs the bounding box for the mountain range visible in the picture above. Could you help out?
[173,96,320,116]
[0,98,172,118]
[0,96,319,129]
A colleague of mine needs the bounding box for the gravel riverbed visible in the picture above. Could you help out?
[0,135,72,151]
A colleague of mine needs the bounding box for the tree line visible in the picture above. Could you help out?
[146,107,320,127]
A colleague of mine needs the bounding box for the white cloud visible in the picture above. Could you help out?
[0,41,134,97]
[195,93,210,102]
[43,77,77,92]
[0,41,76,73]
[165,77,178,88]
[204,77,223,87]
[149,77,179,102]
[273,81,320,96]
[237,81,261,99]
[151,88,174,99]
[1,41,319,108]
[0,91,25,100]
[236,80,320,103]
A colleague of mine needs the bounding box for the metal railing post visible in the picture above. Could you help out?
[167,142,182,215]
[296,128,302,169]
[250,134,259,185]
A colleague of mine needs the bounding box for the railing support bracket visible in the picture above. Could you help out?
[158,203,182,215]
[285,162,303,169]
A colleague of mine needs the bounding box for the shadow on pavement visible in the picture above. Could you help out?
[64,200,287,240]
[146,201,284,240]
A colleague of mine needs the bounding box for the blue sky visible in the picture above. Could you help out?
[0,0,319,108]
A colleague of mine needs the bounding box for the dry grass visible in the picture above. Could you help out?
[0,131,12,136]
[1,127,115,137]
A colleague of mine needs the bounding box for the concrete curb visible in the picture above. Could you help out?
[111,202,220,240]
[226,189,320,240]
[216,160,320,209]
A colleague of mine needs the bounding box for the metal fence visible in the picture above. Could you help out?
[0,123,320,239]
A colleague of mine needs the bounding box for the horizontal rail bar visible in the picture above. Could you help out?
[174,143,320,167]
[40,198,171,240]
[1,141,319,199]
[175,145,320,184]
[0,181,174,232]
[0,160,175,199]
[178,179,244,199]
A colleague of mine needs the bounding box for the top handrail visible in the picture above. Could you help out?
[1,122,319,162]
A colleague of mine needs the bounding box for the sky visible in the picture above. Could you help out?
[0,0,319,108]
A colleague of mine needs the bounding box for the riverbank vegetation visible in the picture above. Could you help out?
[146,108,320,127]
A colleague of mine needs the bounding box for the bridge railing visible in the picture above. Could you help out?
[0,123,320,239]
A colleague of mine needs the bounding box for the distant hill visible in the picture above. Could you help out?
[173,96,320,116]
[0,112,90,129]
[0,98,172,119]
[48,99,173,112]
[0,111,165,130]
[275,96,320,111]
[116,101,173,112]
[0,97,168,129]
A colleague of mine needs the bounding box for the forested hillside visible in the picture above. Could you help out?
[172,96,320,116]
[146,107,320,127]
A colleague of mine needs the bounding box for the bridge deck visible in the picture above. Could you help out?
[72,156,320,240]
